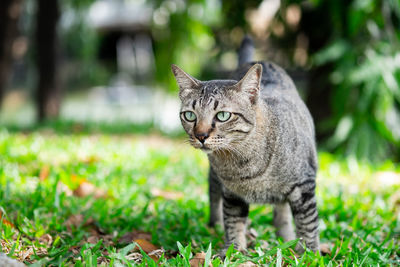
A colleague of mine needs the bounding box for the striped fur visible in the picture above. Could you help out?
[172,39,320,254]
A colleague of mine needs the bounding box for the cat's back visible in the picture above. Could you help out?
[234,61,316,163]
[233,61,297,93]
[233,61,311,124]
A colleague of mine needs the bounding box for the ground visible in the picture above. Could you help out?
[0,127,399,266]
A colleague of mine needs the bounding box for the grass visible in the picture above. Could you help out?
[0,127,399,266]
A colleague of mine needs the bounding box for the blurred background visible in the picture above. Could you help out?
[0,0,399,162]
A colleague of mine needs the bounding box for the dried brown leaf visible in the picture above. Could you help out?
[118,230,152,244]
[39,165,50,181]
[65,214,84,229]
[87,236,100,244]
[148,248,165,262]
[39,234,53,246]
[68,245,80,254]
[134,239,159,254]
[73,181,107,199]
[320,243,332,255]
[189,252,208,267]
[0,211,15,228]
[125,252,143,263]
[81,155,100,164]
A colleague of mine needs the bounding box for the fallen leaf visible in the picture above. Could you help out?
[81,155,100,164]
[148,248,165,262]
[151,188,184,200]
[73,181,107,198]
[134,239,159,254]
[97,256,110,265]
[118,230,152,245]
[133,239,163,262]
[0,211,15,228]
[126,252,143,263]
[39,165,50,181]
[1,217,15,228]
[19,247,33,261]
[39,234,53,246]
[87,236,99,244]
[189,252,206,267]
[320,243,332,255]
[68,245,80,254]
[65,214,84,229]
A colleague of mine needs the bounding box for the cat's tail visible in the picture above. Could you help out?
[238,35,254,66]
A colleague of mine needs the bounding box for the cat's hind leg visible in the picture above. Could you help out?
[288,180,320,252]
[209,167,223,227]
[273,202,296,242]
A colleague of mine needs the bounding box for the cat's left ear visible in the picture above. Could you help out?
[236,63,262,105]
[171,64,200,99]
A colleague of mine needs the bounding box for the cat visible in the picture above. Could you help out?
[172,36,320,254]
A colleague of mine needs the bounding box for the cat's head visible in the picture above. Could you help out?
[172,64,263,153]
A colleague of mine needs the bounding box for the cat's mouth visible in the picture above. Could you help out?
[200,145,212,153]
[193,142,213,153]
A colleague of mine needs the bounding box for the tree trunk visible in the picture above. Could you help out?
[0,0,23,109]
[36,0,61,121]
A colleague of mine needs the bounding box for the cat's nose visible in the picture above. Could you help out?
[195,132,209,144]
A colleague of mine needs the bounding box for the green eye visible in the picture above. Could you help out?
[183,111,196,122]
[216,111,231,122]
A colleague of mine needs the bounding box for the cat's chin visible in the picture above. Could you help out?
[200,147,213,154]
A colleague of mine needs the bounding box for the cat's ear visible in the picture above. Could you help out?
[236,63,262,105]
[171,64,200,99]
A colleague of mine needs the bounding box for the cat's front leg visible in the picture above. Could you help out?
[288,180,320,253]
[221,189,249,253]
[208,168,223,227]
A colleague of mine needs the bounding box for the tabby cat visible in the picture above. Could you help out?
[172,37,319,253]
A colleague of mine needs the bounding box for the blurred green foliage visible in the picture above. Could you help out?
[54,0,400,161]
[150,0,221,90]
[304,0,400,161]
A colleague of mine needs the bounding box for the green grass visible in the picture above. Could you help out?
[0,128,399,266]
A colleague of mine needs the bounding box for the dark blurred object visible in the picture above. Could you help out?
[0,0,23,110]
[36,0,61,121]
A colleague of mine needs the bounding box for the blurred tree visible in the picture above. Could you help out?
[35,0,61,121]
[0,0,23,109]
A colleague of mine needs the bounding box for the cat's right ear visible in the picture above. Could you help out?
[236,63,262,105]
[171,64,200,99]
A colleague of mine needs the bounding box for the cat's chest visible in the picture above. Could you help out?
[209,156,286,203]
[220,172,286,204]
